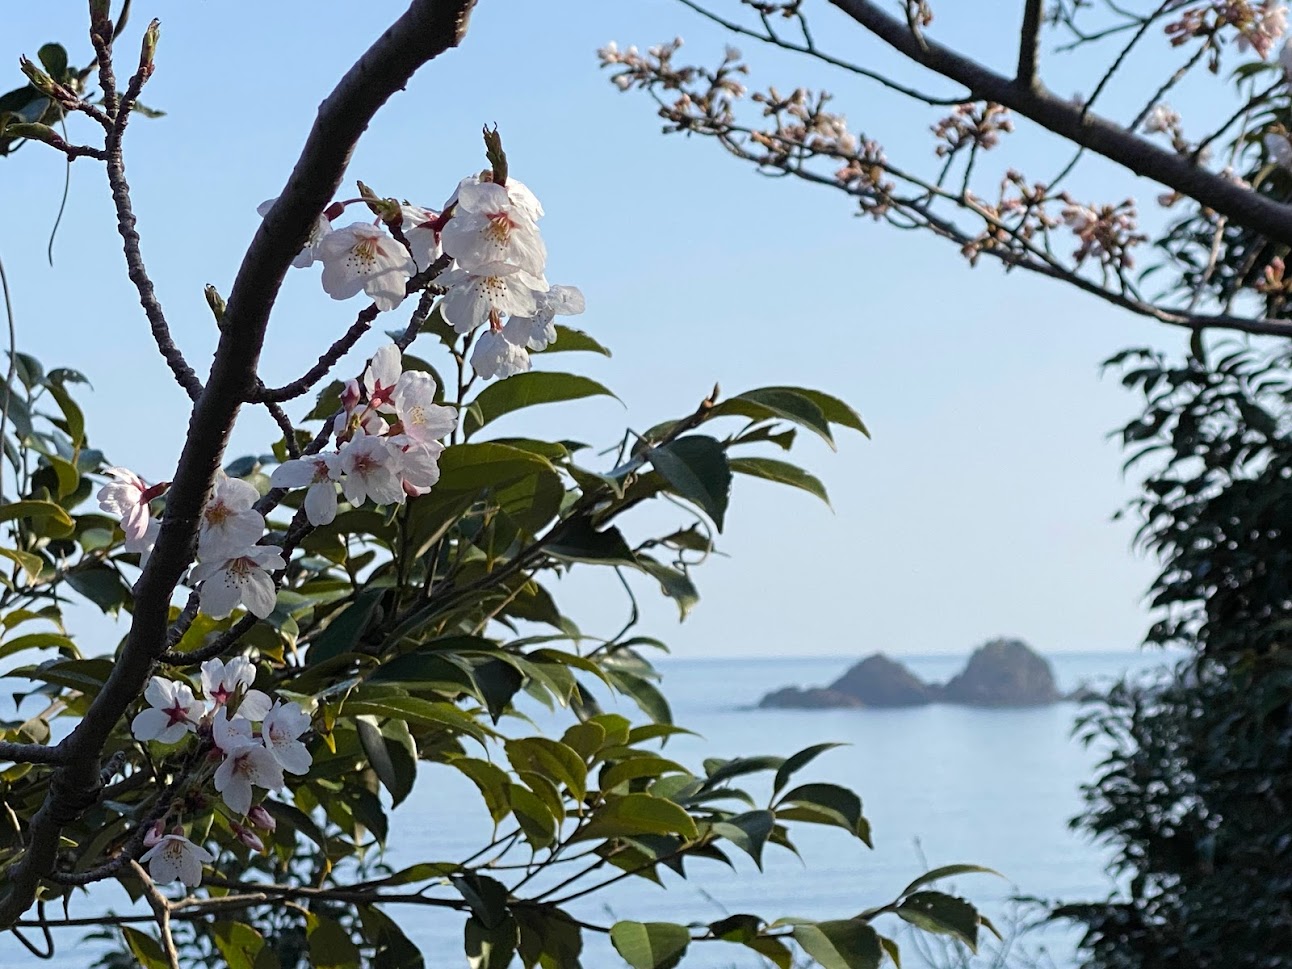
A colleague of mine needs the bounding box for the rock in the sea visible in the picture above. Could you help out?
[826,653,934,707]
[940,638,1060,707]
[758,686,864,710]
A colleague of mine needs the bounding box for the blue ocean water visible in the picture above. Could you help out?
[5,650,1173,968]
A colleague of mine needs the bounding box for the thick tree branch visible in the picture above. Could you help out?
[1017,0,1043,89]
[828,0,1292,246]
[0,741,65,766]
[0,0,478,928]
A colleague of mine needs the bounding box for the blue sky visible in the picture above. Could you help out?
[2,0,1231,658]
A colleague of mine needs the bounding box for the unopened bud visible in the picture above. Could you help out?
[204,284,226,325]
[232,822,265,852]
[482,125,508,187]
[356,180,401,225]
[143,819,165,847]
[140,20,161,73]
[340,378,361,413]
[247,804,276,833]
[18,56,59,98]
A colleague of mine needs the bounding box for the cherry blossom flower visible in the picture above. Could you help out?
[191,545,285,620]
[389,435,445,497]
[363,343,402,414]
[198,474,265,560]
[132,676,204,743]
[391,371,457,445]
[97,467,155,544]
[1143,104,1180,135]
[503,284,586,351]
[213,710,285,816]
[128,518,160,567]
[270,452,342,526]
[441,179,546,276]
[139,833,214,888]
[262,701,312,775]
[471,329,533,380]
[444,174,544,223]
[317,222,415,312]
[400,203,442,272]
[200,656,271,720]
[438,263,547,334]
[338,433,406,506]
[258,198,332,269]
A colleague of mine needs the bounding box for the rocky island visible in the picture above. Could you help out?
[759,638,1064,710]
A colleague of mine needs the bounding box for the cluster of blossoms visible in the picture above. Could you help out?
[130,657,311,887]
[1261,41,1292,168]
[262,166,585,380]
[1166,2,1288,59]
[931,102,1014,158]
[271,342,457,526]
[1060,198,1148,270]
[97,469,282,620]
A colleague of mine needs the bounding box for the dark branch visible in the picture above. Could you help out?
[1017,0,1043,89]
[0,742,65,766]
[827,0,1292,247]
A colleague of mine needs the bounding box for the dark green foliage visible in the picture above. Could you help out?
[1060,342,1292,968]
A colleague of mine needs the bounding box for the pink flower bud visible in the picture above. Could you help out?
[232,822,266,852]
[143,819,165,847]
[247,804,276,832]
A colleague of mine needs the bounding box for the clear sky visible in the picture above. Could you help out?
[3,0,1224,659]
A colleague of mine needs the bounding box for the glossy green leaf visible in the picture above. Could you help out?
[307,914,361,969]
[898,864,1001,897]
[451,872,511,929]
[0,499,73,530]
[711,809,776,869]
[711,388,835,450]
[792,920,883,969]
[211,921,266,969]
[307,588,383,665]
[609,921,690,969]
[895,891,980,952]
[647,435,731,531]
[121,926,170,969]
[464,371,618,436]
[537,325,612,356]
[574,792,699,842]
[773,743,846,795]
[505,737,588,800]
[546,518,637,567]
[729,456,830,507]
[356,715,418,807]
[776,782,870,844]
[465,915,520,969]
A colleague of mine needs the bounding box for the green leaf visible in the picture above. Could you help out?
[574,793,699,842]
[600,756,689,792]
[361,906,426,969]
[451,872,511,929]
[711,388,835,450]
[775,782,870,844]
[37,44,68,80]
[898,864,1002,898]
[505,737,588,801]
[879,935,902,968]
[773,743,846,795]
[466,915,520,969]
[121,926,170,969]
[0,499,73,530]
[606,668,673,725]
[64,565,131,615]
[711,809,775,869]
[895,892,981,952]
[609,921,690,969]
[307,914,362,969]
[537,325,612,356]
[636,555,700,620]
[510,782,558,848]
[451,757,514,824]
[546,518,637,567]
[0,547,43,581]
[792,920,883,969]
[356,715,418,807]
[746,937,794,969]
[211,921,266,969]
[472,657,525,724]
[464,371,618,436]
[345,695,490,741]
[46,381,85,448]
[436,442,557,494]
[708,914,762,943]
[729,456,831,507]
[308,588,383,665]
[768,386,869,437]
[0,631,77,662]
[647,435,731,531]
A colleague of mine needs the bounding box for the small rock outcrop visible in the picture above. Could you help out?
[758,687,864,710]
[756,639,1064,710]
[826,654,934,707]
[940,638,1061,707]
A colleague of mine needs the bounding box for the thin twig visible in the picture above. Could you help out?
[129,860,180,969]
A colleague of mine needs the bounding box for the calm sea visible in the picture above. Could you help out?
[7,650,1175,969]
